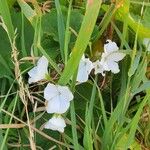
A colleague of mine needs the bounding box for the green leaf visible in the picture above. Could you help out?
[42,8,83,44]
[0,27,13,78]
[132,81,150,95]
[117,134,141,150]
[0,0,14,41]
[17,0,37,26]
[55,0,65,62]
[115,2,150,38]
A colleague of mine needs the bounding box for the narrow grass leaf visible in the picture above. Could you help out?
[17,0,37,26]
[0,0,14,41]
[64,0,73,64]
[55,0,65,62]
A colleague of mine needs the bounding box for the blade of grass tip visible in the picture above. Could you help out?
[0,0,14,41]
[64,0,73,65]
[55,0,65,62]
[58,0,102,85]
[0,92,18,150]
[21,11,27,56]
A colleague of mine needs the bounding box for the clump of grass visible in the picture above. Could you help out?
[0,0,150,149]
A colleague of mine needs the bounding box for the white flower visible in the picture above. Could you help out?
[100,40,126,74]
[77,55,93,83]
[44,83,73,114]
[28,56,48,84]
[143,38,150,51]
[44,115,66,133]
[93,60,105,76]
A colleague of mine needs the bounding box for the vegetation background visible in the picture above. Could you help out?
[0,0,150,149]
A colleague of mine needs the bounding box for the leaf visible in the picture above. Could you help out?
[142,7,150,28]
[115,2,150,38]
[0,27,13,78]
[116,134,141,150]
[7,0,16,8]
[11,11,34,54]
[55,0,65,61]
[128,51,141,77]
[0,0,14,41]
[132,81,150,95]
[41,35,60,59]
[42,8,84,43]
[17,0,37,26]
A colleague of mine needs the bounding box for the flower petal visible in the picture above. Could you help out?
[46,97,70,114]
[37,56,48,74]
[77,56,93,83]
[58,85,74,102]
[104,40,119,53]
[44,83,58,101]
[28,56,48,84]
[107,61,120,74]
[107,52,126,62]
[44,116,66,133]
[77,65,89,83]
[85,58,94,74]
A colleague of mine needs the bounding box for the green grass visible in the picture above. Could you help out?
[0,0,150,149]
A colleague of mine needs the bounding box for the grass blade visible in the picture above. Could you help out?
[55,0,65,62]
[0,0,14,41]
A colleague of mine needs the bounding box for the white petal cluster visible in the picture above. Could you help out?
[44,83,73,114]
[100,40,126,74]
[44,115,66,133]
[28,56,73,133]
[76,40,126,82]
[77,40,126,83]
[28,56,48,84]
[43,83,73,132]
[77,55,93,83]
[143,38,150,51]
